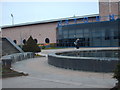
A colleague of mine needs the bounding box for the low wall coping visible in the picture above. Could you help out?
[48,52,119,61]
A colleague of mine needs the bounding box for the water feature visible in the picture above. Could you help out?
[56,50,119,59]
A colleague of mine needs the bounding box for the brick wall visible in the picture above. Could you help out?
[99,0,119,21]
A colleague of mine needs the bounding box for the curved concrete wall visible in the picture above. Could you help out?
[1,52,34,67]
[48,53,119,72]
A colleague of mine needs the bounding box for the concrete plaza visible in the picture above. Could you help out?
[2,48,119,88]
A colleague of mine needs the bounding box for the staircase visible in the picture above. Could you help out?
[2,37,24,56]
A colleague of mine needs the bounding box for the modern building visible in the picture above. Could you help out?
[1,1,120,47]
[57,18,120,47]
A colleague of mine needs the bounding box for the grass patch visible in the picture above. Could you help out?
[35,54,46,58]
[2,67,28,78]
[43,47,65,50]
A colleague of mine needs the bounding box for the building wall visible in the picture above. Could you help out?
[2,22,57,45]
[119,1,120,18]
[99,0,119,21]
[2,17,97,45]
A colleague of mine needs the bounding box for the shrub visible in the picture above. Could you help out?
[22,36,41,53]
[42,45,46,49]
[113,63,120,84]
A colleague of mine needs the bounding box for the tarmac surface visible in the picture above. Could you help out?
[2,48,119,88]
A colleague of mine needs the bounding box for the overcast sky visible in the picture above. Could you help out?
[1,1,99,26]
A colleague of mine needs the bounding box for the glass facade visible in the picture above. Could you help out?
[57,19,120,47]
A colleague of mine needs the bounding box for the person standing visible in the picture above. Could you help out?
[74,39,80,49]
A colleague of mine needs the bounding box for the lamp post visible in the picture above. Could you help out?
[11,14,14,25]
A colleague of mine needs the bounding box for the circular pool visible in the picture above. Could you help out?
[48,49,120,72]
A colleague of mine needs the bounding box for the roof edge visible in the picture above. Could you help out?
[1,14,99,29]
